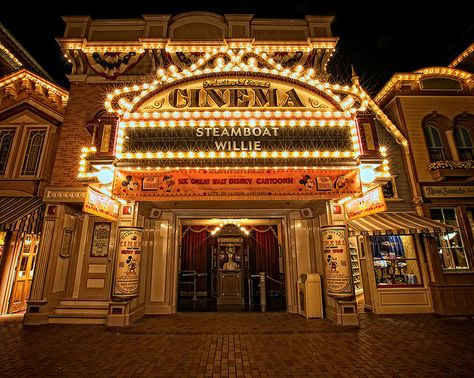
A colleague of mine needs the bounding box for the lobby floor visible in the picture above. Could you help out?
[0,312,473,377]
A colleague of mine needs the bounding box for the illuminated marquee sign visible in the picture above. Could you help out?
[112,168,361,201]
[118,77,357,165]
[344,186,386,220]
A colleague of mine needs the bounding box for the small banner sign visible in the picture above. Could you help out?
[113,227,143,298]
[112,168,361,201]
[321,225,353,297]
[83,187,120,221]
[344,186,386,220]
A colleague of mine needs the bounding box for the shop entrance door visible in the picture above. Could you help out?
[78,218,115,299]
[8,234,39,313]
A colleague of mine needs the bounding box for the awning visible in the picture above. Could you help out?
[347,212,456,236]
[0,197,44,234]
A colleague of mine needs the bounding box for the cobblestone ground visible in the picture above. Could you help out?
[0,312,473,377]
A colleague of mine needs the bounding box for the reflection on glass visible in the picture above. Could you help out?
[430,208,469,270]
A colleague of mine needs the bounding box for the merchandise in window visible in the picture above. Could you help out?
[430,208,469,270]
[371,235,422,287]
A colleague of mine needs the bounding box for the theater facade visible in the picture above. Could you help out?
[23,13,453,326]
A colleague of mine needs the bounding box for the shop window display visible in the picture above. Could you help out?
[372,235,421,287]
[430,208,469,270]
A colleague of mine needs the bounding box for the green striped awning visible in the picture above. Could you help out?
[347,212,456,236]
[0,197,44,234]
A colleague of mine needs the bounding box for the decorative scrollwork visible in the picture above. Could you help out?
[142,98,165,110]
[308,97,327,108]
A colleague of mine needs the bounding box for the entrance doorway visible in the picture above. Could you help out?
[8,234,39,313]
[177,219,286,312]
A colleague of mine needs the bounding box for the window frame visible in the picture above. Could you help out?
[430,207,470,271]
[454,125,474,161]
[0,126,20,178]
[424,125,446,162]
[17,126,49,178]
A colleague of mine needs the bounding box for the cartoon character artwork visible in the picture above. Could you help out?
[121,175,139,191]
[327,255,338,273]
[333,174,350,190]
[299,175,314,190]
[125,255,137,273]
[163,175,175,192]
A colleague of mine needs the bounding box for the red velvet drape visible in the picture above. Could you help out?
[180,226,209,292]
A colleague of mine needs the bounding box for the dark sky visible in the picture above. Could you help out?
[2,1,473,95]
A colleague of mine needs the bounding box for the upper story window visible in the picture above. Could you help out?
[0,129,15,175]
[424,125,445,162]
[21,129,46,176]
[454,126,474,161]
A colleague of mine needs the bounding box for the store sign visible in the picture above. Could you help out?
[83,187,120,221]
[113,168,361,201]
[344,186,387,220]
[139,77,335,111]
[423,185,474,198]
[321,226,353,297]
[127,77,353,158]
[113,227,143,297]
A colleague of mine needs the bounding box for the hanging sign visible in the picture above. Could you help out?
[113,168,361,201]
[321,225,353,297]
[83,187,120,221]
[113,227,143,297]
[344,186,386,220]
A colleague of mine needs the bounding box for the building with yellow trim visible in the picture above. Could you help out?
[22,12,455,326]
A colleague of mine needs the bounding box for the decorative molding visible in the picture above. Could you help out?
[45,188,87,202]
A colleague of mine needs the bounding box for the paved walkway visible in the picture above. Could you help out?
[0,312,473,377]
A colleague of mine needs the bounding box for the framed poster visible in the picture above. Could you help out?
[90,222,111,257]
[59,227,74,258]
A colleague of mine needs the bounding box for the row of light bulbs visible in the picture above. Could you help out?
[120,119,355,128]
[114,166,359,172]
[121,109,354,120]
[375,66,472,103]
[0,70,69,100]
[114,150,359,160]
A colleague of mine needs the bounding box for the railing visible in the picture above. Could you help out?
[178,270,208,301]
[248,272,285,312]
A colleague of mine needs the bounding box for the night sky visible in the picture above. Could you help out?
[2,1,473,95]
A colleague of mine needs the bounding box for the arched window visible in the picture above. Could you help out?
[454,126,474,161]
[424,125,445,162]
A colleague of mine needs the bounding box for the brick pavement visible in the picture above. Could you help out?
[0,312,473,377]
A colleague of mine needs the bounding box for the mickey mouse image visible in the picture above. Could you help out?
[125,255,137,273]
[327,254,338,272]
[163,175,175,192]
[299,175,314,190]
[333,174,349,189]
[121,175,139,191]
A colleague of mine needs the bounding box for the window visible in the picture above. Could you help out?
[424,125,445,162]
[0,129,15,175]
[371,235,422,287]
[21,130,46,176]
[430,208,469,270]
[454,126,474,161]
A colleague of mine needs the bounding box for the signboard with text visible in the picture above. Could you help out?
[321,226,353,297]
[344,186,387,220]
[83,187,120,221]
[113,227,143,297]
[423,185,474,198]
[113,168,361,201]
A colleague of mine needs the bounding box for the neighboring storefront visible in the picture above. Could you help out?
[0,23,68,315]
[375,43,474,315]
[23,12,448,326]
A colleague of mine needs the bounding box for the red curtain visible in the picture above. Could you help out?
[250,226,280,294]
[180,226,209,291]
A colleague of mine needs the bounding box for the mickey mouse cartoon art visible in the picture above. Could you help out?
[122,175,139,191]
[299,175,314,190]
[163,175,175,192]
[327,255,338,272]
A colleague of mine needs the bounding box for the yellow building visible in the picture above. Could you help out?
[376,43,474,315]
[23,12,453,326]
